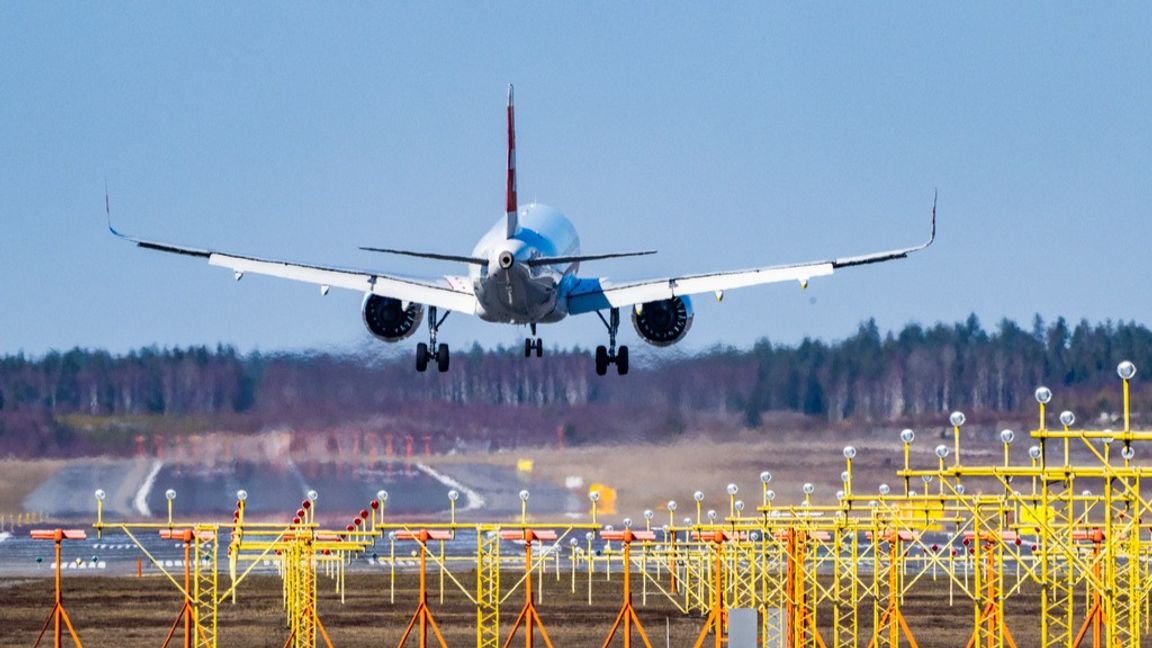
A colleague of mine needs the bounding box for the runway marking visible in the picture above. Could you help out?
[0,532,10,544]
[415,463,486,512]
[134,459,163,518]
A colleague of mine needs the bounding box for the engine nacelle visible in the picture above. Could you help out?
[361,294,424,342]
[631,296,694,347]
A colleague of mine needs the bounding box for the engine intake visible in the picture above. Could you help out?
[361,294,424,342]
[631,296,694,347]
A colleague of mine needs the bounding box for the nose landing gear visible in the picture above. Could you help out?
[524,323,544,358]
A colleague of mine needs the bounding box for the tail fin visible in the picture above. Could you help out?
[505,84,518,238]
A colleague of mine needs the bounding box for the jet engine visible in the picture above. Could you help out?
[631,296,694,347]
[361,294,424,342]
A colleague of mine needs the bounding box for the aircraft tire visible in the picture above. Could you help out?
[595,346,609,376]
[535,338,543,358]
[616,345,629,375]
[436,343,450,372]
[416,343,430,372]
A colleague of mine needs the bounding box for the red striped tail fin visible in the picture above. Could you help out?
[505,84,518,238]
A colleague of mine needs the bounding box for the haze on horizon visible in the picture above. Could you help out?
[2,5,1150,357]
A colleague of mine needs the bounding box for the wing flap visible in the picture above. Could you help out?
[567,262,833,314]
[567,193,936,315]
[210,253,478,313]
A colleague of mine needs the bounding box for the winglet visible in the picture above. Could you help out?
[926,188,937,249]
[505,83,518,239]
[105,180,125,238]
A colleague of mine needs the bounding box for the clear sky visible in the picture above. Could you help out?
[2,5,1150,357]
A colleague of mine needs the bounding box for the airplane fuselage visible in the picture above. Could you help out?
[470,203,580,324]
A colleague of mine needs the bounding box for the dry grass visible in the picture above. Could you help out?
[429,432,954,516]
[0,458,66,514]
[0,572,1047,647]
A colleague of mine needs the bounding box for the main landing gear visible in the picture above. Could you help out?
[524,323,543,358]
[416,306,450,373]
[594,308,629,376]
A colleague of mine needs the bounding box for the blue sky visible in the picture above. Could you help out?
[2,5,1150,357]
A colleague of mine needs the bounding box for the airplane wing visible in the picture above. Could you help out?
[567,198,936,315]
[110,227,479,315]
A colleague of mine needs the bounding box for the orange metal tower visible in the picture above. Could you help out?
[30,528,87,648]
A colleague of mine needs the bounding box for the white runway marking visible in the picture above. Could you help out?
[134,460,163,518]
[415,463,486,511]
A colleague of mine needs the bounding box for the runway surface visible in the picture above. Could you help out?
[4,458,579,576]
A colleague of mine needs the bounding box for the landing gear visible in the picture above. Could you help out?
[416,307,450,373]
[594,308,629,376]
[524,324,543,358]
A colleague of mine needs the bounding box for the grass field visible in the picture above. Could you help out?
[0,458,65,516]
[0,571,1048,647]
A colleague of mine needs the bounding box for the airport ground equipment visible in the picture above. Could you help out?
[24,358,1152,647]
[30,528,87,648]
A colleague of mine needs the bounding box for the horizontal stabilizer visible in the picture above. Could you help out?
[525,250,657,267]
[359,247,487,265]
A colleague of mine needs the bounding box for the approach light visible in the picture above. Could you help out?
[949,411,966,427]
[377,490,389,502]
[693,490,704,502]
[1122,446,1136,461]
[835,490,845,501]
[802,483,815,495]
[643,509,654,520]
[900,429,915,444]
[94,489,106,502]
[765,490,776,502]
[165,489,177,501]
[759,471,772,484]
[879,484,890,496]
[706,510,717,522]
[955,484,966,495]
[935,445,949,459]
[843,446,857,460]
[726,483,739,496]
[589,491,600,502]
[667,500,677,512]
[307,490,318,502]
[999,429,1015,444]
[1028,446,1042,460]
[735,500,745,512]
[569,538,578,547]
[623,518,633,529]
[1034,386,1053,404]
[519,489,530,502]
[1118,361,1137,380]
[448,490,459,502]
[236,490,248,502]
[841,471,850,483]
[1060,411,1076,427]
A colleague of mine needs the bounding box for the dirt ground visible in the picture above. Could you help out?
[0,572,1046,647]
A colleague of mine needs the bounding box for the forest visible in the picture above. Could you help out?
[2,315,1150,457]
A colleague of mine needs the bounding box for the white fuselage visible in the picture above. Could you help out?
[470,203,580,324]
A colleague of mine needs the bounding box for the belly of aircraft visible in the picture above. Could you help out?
[475,269,564,324]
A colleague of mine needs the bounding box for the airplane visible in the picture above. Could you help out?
[109,85,936,376]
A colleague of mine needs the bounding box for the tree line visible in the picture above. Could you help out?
[2,315,1150,455]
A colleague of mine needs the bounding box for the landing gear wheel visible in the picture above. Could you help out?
[595,345,609,376]
[436,343,450,373]
[535,338,543,358]
[616,345,629,375]
[416,343,430,373]
[524,338,533,358]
